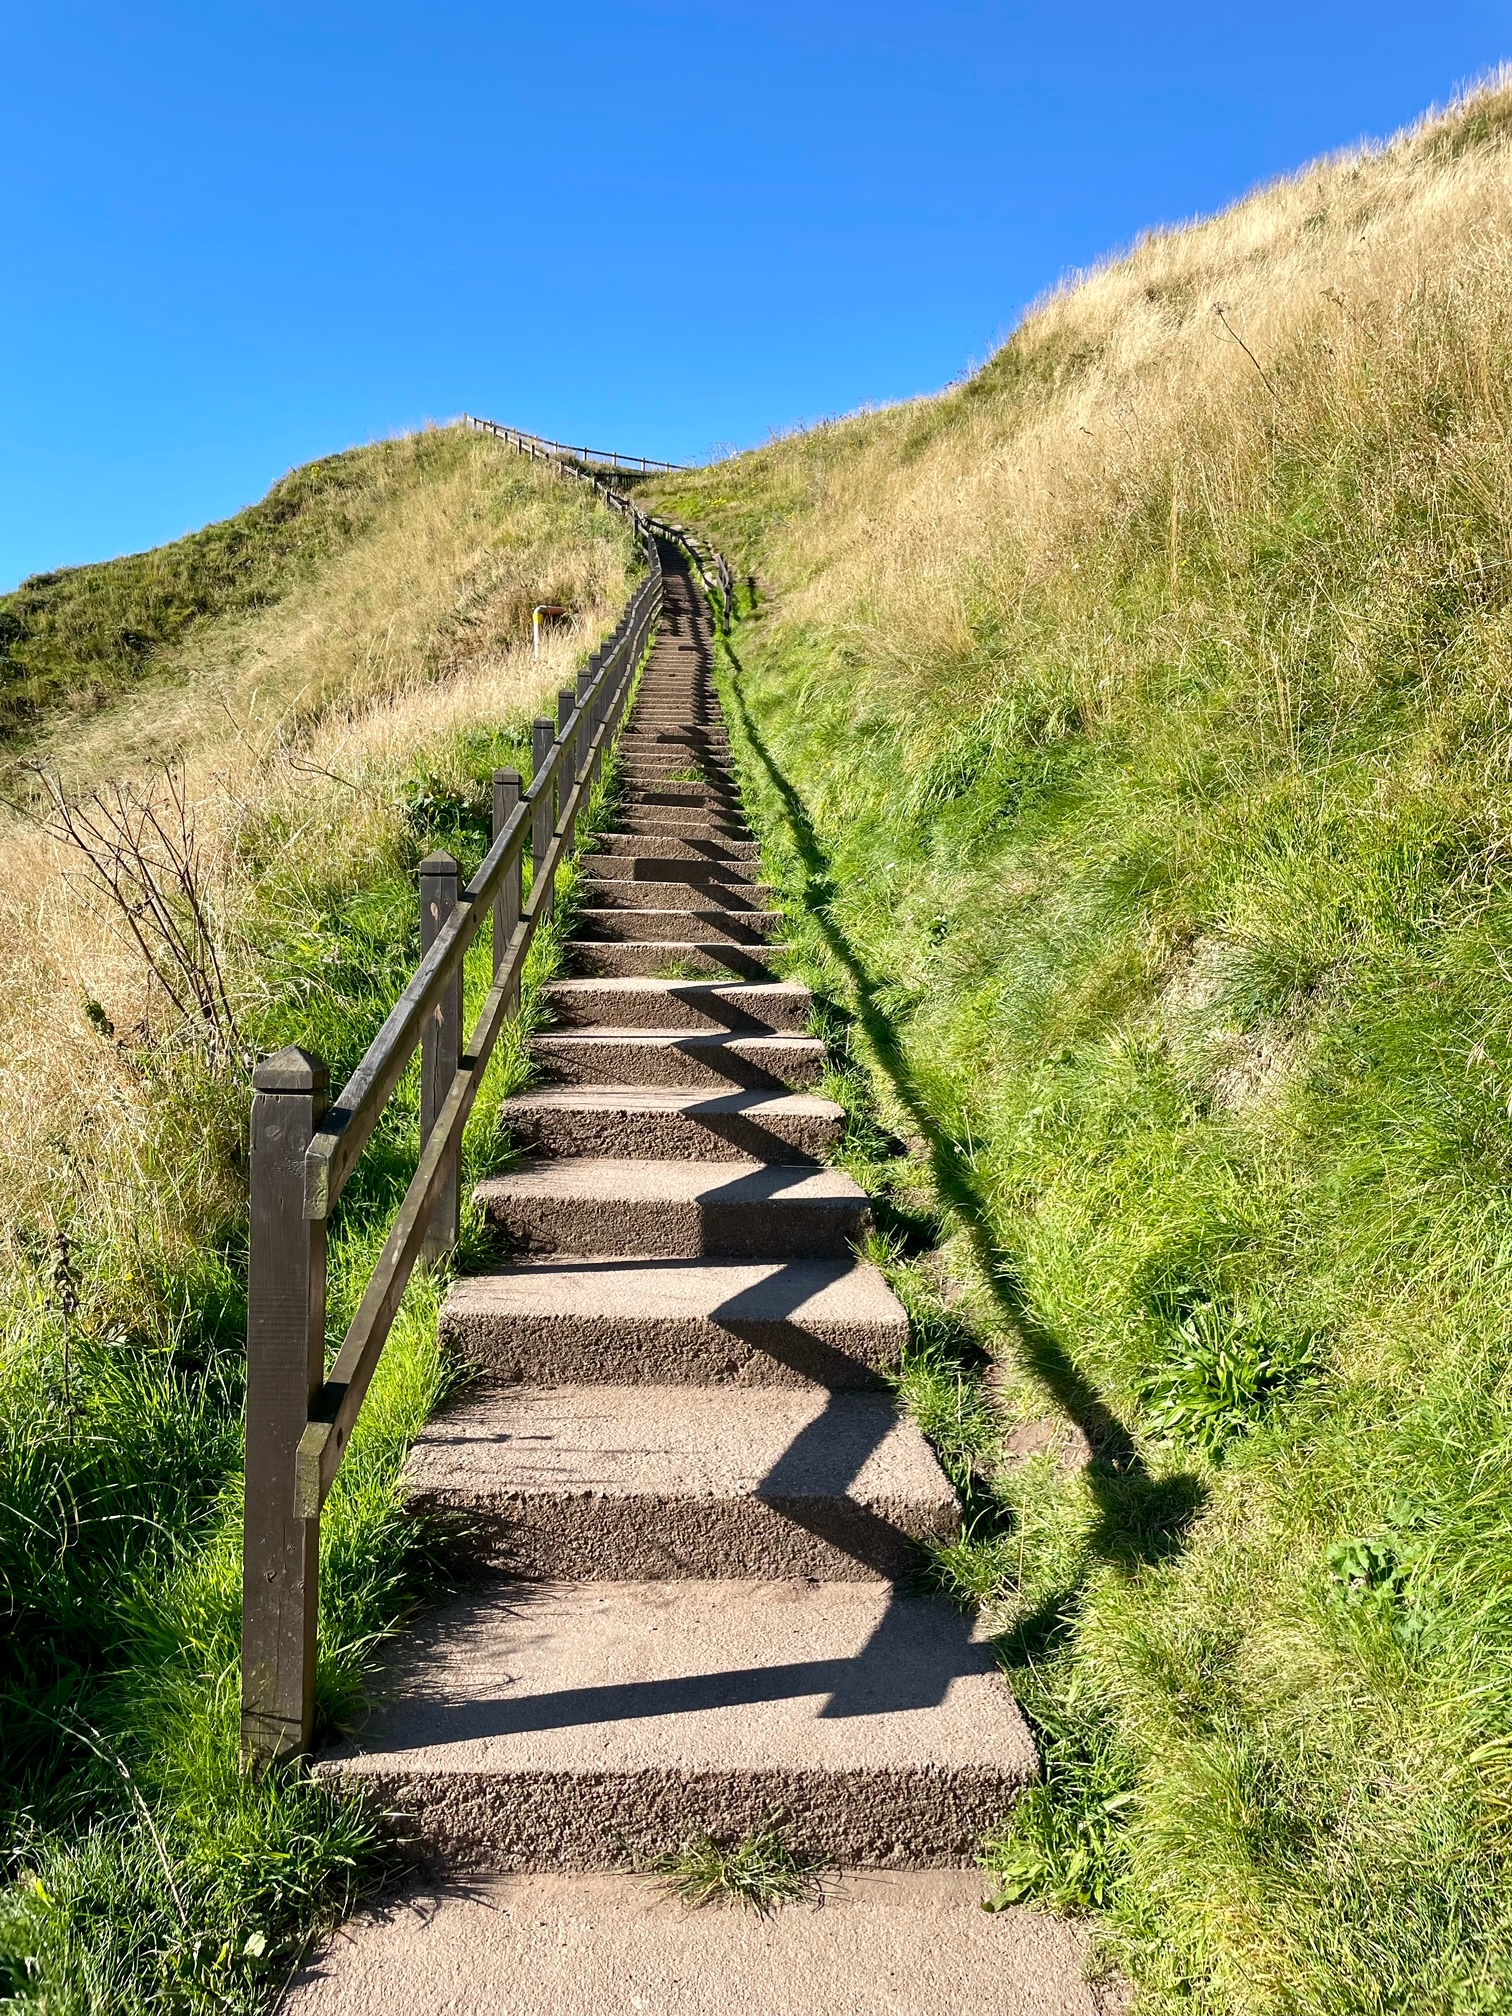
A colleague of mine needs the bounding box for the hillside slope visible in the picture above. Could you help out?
[0,428,637,2010]
[648,83,1512,2015]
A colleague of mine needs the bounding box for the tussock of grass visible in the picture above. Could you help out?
[650,77,1512,2015]
[649,1816,823,1917]
[0,427,637,2009]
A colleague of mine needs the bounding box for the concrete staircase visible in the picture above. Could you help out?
[320,550,1037,1876]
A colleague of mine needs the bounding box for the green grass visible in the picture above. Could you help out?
[0,433,464,744]
[648,1815,823,1917]
[0,649,640,2007]
[647,250,1512,2001]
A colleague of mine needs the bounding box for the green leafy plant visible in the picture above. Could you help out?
[1138,1302,1312,1455]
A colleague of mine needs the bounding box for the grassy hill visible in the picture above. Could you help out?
[646,81,1512,2015]
[0,427,637,2010]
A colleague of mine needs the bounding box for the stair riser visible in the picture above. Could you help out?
[542,983,809,1031]
[581,881,774,914]
[564,942,788,979]
[532,1037,823,1092]
[484,1192,868,1258]
[580,856,761,886]
[573,910,782,944]
[326,1769,1026,1873]
[623,788,741,808]
[624,736,723,749]
[502,1103,837,1161]
[612,819,749,842]
[436,1314,901,1389]
[403,1492,955,1581]
[593,833,761,860]
[617,769,736,787]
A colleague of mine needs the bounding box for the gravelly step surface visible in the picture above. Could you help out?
[403,1385,957,1578]
[438,1255,909,1385]
[573,905,785,943]
[562,939,790,978]
[531,1029,826,1090]
[580,877,778,912]
[498,1085,842,1161]
[285,1873,1105,2016]
[318,1579,1035,1868]
[542,977,811,1030]
[477,1157,871,1257]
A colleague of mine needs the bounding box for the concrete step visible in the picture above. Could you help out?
[500,1085,841,1161]
[580,855,760,886]
[403,1385,957,1579]
[543,977,811,1031]
[531,1030,826,1092]
[318,1579,1036,1869]
[622,730,731,748]
[439,1254,909,1387]
[574,906,782,945]
[477,1158,870,1258]
[593,830,762,860]
[612,816,751,843]
[619,768,736,788]
[581,878,775,914]
[284,1871,1100,2016]
[564,940,790,980]
[624,786,741,808]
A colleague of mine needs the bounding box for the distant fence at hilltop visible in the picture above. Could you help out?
[462,414,688,475]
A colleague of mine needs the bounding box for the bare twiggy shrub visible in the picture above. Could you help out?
[0,430,634,1295]
[33,763,244,1071]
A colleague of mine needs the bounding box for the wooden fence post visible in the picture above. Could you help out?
[531,716,555,919]
[576,669,596,829]
[419,852,461,1264]
[242,1046,328,1764]
[492,769,522,1013]
[557,687,577,837]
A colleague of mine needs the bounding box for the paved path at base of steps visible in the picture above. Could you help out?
[286,1873,1111,2016]
[300,545,1070,2006]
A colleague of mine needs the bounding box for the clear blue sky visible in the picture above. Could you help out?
[3,1,1509,591]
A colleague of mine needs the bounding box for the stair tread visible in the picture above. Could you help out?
[319,1577,1034,1782]
[504,1084,840,1117]
[533,1028,822,1049]
[479,1158,867,1204]
[405,1385,954,1511]
[442,1253,906,1339]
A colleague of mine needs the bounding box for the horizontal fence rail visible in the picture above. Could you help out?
[463,413,687,474]
[241,422,736,1764]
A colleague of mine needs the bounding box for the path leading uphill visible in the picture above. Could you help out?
[291,548,1103,2013]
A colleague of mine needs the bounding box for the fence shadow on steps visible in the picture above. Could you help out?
[719,646,1206,1659]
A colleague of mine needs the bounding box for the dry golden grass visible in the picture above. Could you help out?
[688,76,1512,754]
[0,431,633,1283]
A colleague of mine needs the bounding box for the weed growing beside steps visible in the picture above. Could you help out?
[651,80,1512,2011]
[649,1815,824,1917]
[0,436,637,2011]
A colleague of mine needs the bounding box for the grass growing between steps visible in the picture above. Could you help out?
[0,437,639,2011]
[655,82,1512,2013]
[649,1814,825,1918]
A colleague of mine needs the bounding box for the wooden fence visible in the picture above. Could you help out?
[462,413,687,474]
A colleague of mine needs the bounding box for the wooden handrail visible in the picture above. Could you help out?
[241,484,662,1763]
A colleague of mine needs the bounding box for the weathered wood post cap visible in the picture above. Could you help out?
[419,850,460,874]
[493,766,521,785]
[252,1046,328,1094]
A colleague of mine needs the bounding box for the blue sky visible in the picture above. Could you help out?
[3,1,1509,591]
